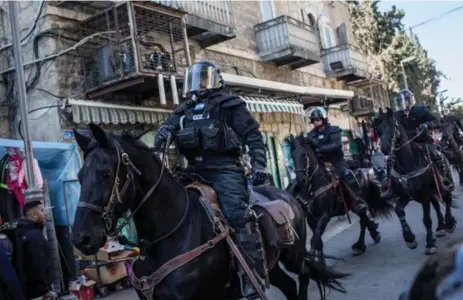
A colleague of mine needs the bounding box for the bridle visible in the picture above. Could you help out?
[294,143,319,186]
[76,135,188,244]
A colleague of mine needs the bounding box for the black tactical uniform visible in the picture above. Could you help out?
[154,61,268,299]
[381,89,454,199]
[307,107,370,214]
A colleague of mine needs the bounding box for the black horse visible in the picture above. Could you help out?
[438,121,463,186]
[376,108,456,255]
[287,134,394,262]
[71,124,348,300]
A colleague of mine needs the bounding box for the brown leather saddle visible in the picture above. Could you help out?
[186,182,296,248]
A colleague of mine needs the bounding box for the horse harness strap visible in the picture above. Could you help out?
[390,163,431,181]
[132,227,230,299]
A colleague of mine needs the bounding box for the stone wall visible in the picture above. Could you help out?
[0,2,90,141]
[197,0,358,90]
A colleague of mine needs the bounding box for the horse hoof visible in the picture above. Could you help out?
[436,229,447,237]
[352,248,365,256]
[406,241,418,249]
[351,243,366,256]
[425,247,437,255]
[371,233,381,244]
[446,224,456,233]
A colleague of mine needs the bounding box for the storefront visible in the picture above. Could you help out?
[240,96,306,189]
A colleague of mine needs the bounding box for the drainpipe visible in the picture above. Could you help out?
[181,16,192,67]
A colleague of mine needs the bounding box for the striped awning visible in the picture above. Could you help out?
[69,99,172,125]
[240,96,304,115]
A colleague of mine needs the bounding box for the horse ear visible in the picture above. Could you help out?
[73,129,91,151]
[386,107,393,117]
[89,123,109,147]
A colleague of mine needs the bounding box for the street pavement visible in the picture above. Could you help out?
[103,182,463,299]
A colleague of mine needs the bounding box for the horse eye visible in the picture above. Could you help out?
[100,171,111,179]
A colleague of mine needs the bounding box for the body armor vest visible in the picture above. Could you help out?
[175,95,242,160]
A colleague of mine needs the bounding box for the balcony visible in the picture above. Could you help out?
[322,44,368,82]
[153,0,236,47]
[347,78,391,110]
[255,15,321,69]
[79,1,188,99]
[350,96,374,117]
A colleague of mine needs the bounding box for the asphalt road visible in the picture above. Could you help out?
[104,182,463,300]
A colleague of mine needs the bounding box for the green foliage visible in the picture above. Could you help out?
[348,0,442,107]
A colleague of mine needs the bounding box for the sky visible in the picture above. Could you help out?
[377,1,463,102]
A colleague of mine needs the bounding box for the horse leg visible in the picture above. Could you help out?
[431,196,446,237]
[309,213,330,265]
[269,263,298,300]
[422,199,437,255]
[444,194,457,233]
[351,211,369,256]
[297,274,310,300]
[395,199,417,249]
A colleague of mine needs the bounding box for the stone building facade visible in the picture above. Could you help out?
[0,1,386,187]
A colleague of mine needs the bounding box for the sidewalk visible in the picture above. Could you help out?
[101,213,358,299]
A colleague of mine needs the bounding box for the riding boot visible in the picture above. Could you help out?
[237,208,265,299]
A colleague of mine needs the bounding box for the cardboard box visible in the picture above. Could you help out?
[74,247,138,262]
[83,262,128,285]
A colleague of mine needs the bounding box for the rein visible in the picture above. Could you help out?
[77,134,190,247]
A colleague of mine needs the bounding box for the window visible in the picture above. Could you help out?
[321,25,336,49]
[260,0,275,22]
[319,11,337,49]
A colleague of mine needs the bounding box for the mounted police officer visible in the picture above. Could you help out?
[307,107,374,219]
[154,60,269,299]
[381,89,454,199]
[442,107,463,145]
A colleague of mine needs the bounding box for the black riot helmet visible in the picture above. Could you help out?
[396,89,415,111]
[310,107,328,123]
[183,60,224,98]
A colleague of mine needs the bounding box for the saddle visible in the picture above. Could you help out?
[186,182,296,248]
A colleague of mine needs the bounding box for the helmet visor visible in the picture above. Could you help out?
[183,64,219,96]
[396,93,408,110]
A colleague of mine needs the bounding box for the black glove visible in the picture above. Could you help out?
[153,125,175,151]
[252,169,271,186]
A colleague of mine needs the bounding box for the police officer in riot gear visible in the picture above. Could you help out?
[442,107,463,144]
[154,60,268,299]
[307,107,374,218]
[381,89,454,199]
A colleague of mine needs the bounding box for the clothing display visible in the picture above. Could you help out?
[0,147,44,223]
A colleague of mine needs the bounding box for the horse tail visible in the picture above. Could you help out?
[303,257,350,299]
[366,185,395,219]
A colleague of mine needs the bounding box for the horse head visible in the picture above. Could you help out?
[377,107,400,155]
[288,133,318,185]
[72,124,164,255]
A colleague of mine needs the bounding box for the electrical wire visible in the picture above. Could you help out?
[34,87,67,99]
[0,0,45,53]
[410,4,463,29]
[1,30,117,76]
[18,104,63,140]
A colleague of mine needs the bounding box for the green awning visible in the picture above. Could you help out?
[240,96,304,115]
